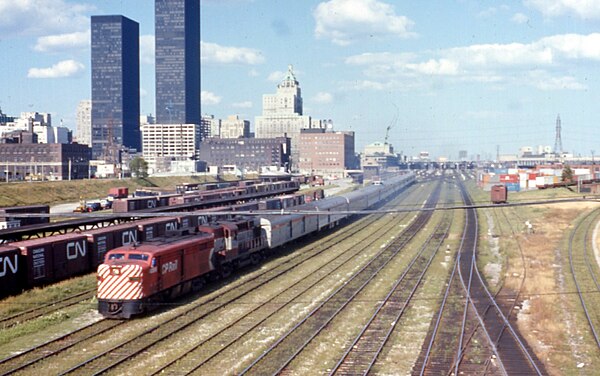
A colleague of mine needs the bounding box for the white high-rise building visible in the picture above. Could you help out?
[141,123,201,172]
[255,65,318,170]
[220,115,250,139]
[76,100,92,146]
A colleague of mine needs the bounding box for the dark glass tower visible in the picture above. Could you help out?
[155,0,200,125]
[91,15,140,160]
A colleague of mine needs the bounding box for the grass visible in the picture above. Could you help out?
[0,274,96,318]
[0,175,225,207]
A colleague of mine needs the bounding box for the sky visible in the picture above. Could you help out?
[0,0,599,159]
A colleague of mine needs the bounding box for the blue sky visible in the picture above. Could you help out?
[0,0,599,159]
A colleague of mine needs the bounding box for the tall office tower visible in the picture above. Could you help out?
[155,0,200,125]
[255,65,314,170]
[76,100,92,146]
[91,15,141,160]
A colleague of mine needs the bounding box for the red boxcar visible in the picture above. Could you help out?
[136,217,179,241]
[0,245,24,297]
[112,196,159,213]
[491,184,508,204]
[14,233,89,286]
[81,222,140,267]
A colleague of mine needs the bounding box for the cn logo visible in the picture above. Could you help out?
[0,255,18,277]
[147,200,157,208]
[166,222,177,231]
[67,241,87,260]
[122,230,137,245]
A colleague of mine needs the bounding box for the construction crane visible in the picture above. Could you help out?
[384,103,399,144]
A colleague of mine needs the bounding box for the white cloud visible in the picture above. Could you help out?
[0,0,94,37]
[344,33,600,91]
[538,33,600,60]
[314,0,416,46]
[232,101,252,108]
[201,91,222,105]
[525,0,600,19]
[140,35,155,65]
[201,41,265,65]
[511,13,529,24]
[27,59,84,78]
[405,59,459,75]
[34,30,90,52]
[313,92,334,104]
[248,69,259,77]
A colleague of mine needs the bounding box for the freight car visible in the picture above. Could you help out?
[491,184,508,204]
[0,205,50,229]
[112,180,299,213]
[97,172,415,318]
[0,190,316,298]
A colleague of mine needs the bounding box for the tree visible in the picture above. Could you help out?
[129,157,148,178]
[561,165,573,183]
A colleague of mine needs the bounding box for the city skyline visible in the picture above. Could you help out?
[0,0,599,158]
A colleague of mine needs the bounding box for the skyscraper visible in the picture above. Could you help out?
[91,15,141,160]
[155,0,200,125]
[255,65,315,170]
[76,100,91,146]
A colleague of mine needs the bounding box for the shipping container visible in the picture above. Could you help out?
[505,182,520,192]
[499,174,519,183]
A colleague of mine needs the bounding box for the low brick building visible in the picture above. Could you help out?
[0,131,91,180]
[298,129,357,177]
[198,137,290,172]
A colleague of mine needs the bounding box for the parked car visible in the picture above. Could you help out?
[100,199,112,210]
[85,202,102,212]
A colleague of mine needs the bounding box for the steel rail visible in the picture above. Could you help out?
[330,212,453,375]
[53,179,419,375]
[239,182,442,375]
[568,208,600,348]
[144,188,422,376]
[454,181,542,375]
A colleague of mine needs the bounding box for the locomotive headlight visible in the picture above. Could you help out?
[111,267,120,275]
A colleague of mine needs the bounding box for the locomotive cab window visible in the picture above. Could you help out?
[108,253,125,260]
[128,253,149,261]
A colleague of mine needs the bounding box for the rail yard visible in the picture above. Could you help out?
[1,172,600,375]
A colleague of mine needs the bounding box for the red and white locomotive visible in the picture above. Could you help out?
[98,218,265,318]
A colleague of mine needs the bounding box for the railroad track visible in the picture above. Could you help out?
[137,185,434,375]
[0,179,420,375]
[238,181,443,375]
[0,288,96,329]
[414,180,544,375]
[0,319,124,376]
[329,209,453,374]
[568,208,600,349]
